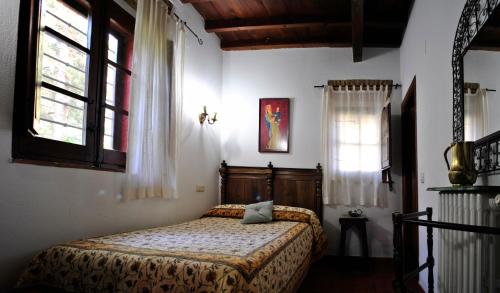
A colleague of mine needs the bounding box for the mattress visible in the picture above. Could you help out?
[16,205,327,293]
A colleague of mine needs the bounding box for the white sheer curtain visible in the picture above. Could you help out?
[464,88,488,141]
[124,0,185,200]
[321,85,387,206]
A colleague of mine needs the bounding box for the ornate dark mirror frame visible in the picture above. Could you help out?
[452,0,500,173]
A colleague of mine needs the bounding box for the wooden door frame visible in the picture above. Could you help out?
[401,76,419,273]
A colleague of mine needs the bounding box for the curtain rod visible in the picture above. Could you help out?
[314,84,402,89]
[471,88,496,92]
[160,0,204,45]
[464,82,496,92]
[314,84,495,91]
[172,12,203,45]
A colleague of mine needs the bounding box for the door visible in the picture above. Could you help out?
[401,77,419,273]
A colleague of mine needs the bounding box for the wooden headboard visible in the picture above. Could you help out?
[219,161,323,222]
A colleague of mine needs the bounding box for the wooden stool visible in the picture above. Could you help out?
[339,216,369,257]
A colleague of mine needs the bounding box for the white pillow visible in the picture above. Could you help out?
[241,200,273,224]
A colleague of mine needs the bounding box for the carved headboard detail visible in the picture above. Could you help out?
[219,161,323,222]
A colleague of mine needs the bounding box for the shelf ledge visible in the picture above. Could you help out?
[427,186,500,194]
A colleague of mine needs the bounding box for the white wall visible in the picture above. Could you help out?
[221,48,403,257]
[400,0,467,290]
[0,1,223,289]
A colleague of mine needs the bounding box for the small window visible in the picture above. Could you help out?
[13,0,135,171]
[337,113,380,172]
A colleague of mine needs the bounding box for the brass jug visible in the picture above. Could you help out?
[444,142,477,186]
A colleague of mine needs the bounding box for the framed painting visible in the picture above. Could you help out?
[259,98,290,153]
[381,102,392,169]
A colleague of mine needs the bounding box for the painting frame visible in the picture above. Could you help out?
[381,102,392,170]
[258,98,290,153]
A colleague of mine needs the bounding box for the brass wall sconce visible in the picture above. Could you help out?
[199,106,217,125]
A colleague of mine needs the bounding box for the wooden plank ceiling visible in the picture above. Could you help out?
[182,0,414,62]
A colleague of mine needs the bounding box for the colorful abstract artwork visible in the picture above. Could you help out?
[259,98,290,153]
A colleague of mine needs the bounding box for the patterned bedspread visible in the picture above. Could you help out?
[16,205,327,293]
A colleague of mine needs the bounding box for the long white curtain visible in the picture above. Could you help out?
[321,85,387,206]
[124,0,185,200]
[464,88,488,141]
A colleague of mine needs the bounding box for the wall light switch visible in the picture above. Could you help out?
[196,185,205,192]
[420,173,425,184]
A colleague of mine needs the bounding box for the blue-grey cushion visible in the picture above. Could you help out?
[241,200,273,224]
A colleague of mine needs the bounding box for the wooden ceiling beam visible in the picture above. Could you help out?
[468,46,500,51]
[351,0,364,62]
[206,17,403,33]
[222,38,351,51]
[469,40,500,51]
[469,25,500,50]
[206,17,350,33]
[221,37,399,51]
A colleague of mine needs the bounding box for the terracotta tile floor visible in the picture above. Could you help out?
[298,256,423,293]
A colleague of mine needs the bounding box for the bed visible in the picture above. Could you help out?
[16,162,327,292]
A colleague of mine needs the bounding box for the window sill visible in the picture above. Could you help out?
[10,158,125,173]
